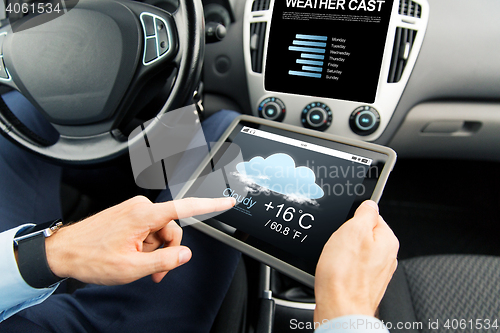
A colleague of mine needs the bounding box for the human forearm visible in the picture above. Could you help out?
[0,225,58,322]
[44,196,235,285]
[2,196,234,321]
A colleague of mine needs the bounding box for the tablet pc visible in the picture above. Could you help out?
[175,116,396,288]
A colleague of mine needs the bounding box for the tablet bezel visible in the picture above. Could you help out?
[175,115,396,288]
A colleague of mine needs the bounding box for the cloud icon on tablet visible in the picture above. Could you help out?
[236,153,324,200]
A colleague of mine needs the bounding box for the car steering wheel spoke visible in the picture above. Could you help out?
[0,0,204,165]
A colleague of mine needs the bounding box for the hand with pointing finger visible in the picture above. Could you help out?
[44,196,236,285]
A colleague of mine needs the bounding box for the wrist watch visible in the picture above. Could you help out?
[13,219,66,289]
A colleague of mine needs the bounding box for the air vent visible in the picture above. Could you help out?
[250,22,267,73]
[252,0,271,11]
[387,27,417,83]
[399,0,422,18]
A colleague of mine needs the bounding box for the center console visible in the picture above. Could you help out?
[242,0,429,328]
[243,0,429,141]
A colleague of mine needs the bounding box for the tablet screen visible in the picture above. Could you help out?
[264,0,394,103]
[187,121,390,275]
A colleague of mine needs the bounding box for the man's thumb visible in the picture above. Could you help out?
[352,200,380,229]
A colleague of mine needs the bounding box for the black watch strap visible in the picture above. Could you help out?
[17,232,63,289]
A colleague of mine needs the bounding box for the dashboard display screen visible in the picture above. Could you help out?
[264,0,394,103]
[187,122,390,275]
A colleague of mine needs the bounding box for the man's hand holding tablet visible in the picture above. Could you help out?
[176,116,397,287]
[314,200,399,323]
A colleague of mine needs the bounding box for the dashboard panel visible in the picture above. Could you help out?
[243,0,429,141]
[200,0,500,322]
[203,0,500,161]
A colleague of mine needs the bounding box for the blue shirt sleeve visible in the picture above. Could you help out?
[0,225,59,322]
[315,315,390,333]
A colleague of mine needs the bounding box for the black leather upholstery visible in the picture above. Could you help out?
[379,255,500,333]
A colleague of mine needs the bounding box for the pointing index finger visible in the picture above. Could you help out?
[154,197,236,227]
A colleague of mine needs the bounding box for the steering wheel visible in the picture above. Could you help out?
[0,0,204,165]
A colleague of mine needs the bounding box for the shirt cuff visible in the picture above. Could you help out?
[315,315,389,332]
[0,224,59,322]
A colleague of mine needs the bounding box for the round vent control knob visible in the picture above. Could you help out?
[258,97,286,122]
[301,102,332,131]
[349,106,380,136]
